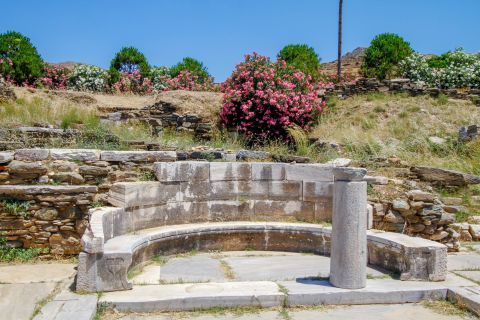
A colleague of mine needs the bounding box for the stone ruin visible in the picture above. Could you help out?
[77,162,447,292]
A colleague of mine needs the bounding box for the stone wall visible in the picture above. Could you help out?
[0,185,97,255]
[325,78,480,106]
[107,162,336,228]
[100,101,213,140]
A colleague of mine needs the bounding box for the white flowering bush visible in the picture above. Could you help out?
[400,49,480,89]
[68,64,107,92]
[150,66,171,91]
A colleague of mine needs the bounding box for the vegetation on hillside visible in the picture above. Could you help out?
[361,33,413,80]
[0,31,44,85]
[278,44,321,80]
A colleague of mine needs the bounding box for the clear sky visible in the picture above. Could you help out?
[1,0,479,81]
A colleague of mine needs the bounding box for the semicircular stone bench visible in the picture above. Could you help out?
[76,162,447,293]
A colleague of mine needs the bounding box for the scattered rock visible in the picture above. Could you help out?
[469,224,480,240]
[441,197,463,206]
[364,175,389,185]
[326,158,352,167]
[428,136,446,145]
[458,125,479,142]
[0,152,13,164]
[411,166,480,187]
[407,190,435,202]
[236,150,270,161]
[468,216,480,224]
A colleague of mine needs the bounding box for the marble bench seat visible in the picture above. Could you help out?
[77,208,447,293]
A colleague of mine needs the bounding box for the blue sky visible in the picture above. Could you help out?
[2,0,479,81]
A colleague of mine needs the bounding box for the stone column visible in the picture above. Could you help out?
[329,167,368,289]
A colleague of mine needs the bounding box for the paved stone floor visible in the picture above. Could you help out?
[0,262,76,320]
[108,304,473,320]
[132,251,389,285]
[3,249,480,319]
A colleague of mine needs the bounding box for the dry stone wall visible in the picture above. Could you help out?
[326,78,480,106]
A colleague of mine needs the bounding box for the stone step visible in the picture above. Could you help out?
[447,286,480,316]
[99,279,450,312]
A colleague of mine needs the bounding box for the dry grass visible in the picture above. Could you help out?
[312,93,480,174]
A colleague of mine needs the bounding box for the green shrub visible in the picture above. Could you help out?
[0,31,44,85]
[278,44,321,80]
[109,47,150,83]
[170,57,211,83]
[361,33,413,80]
[1,199,30,218]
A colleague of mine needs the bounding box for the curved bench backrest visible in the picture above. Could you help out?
[107,162,335,233]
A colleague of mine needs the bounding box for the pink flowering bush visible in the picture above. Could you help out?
[112,71,153,94]
[166,70,217,91]
[37,65,69,90]
[220,52,324,142]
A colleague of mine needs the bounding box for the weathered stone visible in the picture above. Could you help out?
[8,160,48,175]
[210,163,251,181]
[470,224,480,240]
[100,150,176,162]
[407,190,435,202]
[236,150,270,161]
[364,175,389,185]
[50,149,100,161]
[14,148,50,161]
[285,164,333,182]
[392,199,410,213]
[50,160,78,172]
[0,151,14,164]
[332,167,367,181]
[51,172,85,184]
[251,163,286,181]
[443,205,468,214]
[302,181,333,201]
[154,161,209,182]
[326,158,352,167]
[35,208,58,221]
[441,197,464,206]
[430,230,449,241]
[469,216,480,224]
[384,210,405,224]
[472,196,480,206]
[411,166,480,186]
[79,165,110,176]
[438,213,455,225]
[428,136,446,145]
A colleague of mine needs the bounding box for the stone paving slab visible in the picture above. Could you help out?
[455,271,480,284]
[279,279,448,306]
[131,252,389,285]
[448,253,480,271]
[116,304,469,320]
[33,291,97,320]
[0,263,76,284]
[133,255,227,285]
[100,281,284,312]
[222,252,387,281]
[0,282,57,320]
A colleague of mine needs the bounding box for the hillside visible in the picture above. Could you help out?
[321,47,365,79]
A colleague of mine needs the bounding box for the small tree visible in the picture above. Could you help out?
[361,33,413,80]
[0,31,44,85]
[170,57,211,83]
[109,47,150,83]
[278,44,321,80]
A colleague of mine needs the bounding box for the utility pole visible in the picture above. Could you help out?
[337,0,343,81]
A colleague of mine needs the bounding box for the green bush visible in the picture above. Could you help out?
[170,57,211,83]
[0,31,44,85]
[361,33,413,80]
[109,47,150,83]
[278,44,321,80]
